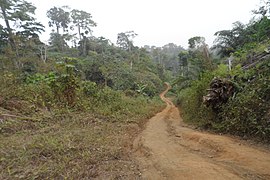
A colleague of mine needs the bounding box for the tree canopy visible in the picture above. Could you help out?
[0,0,44,50]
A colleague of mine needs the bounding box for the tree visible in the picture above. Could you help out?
[49,32,71,52]
[161,43,184,76]
[248,16,270,42]
[0,0,44,47]
[116,31,137,51]
[0,0,44,66]
[188,36,212,71]
[47,6,70,34]
[213,13,270,58]
[70,9,96,41]
[188,36,205,49]
[212,22,246,57]
[47,6,72,52]
[78,35,90,56]
[116,31,138,70]
[0,24,9,51]
[252,0,270,17]
[178,51,189,77]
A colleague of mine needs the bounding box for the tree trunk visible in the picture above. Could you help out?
[39,46,44,61]
[1,5,19,68]
[44,45,47,63]
[82,36,87,56]
[78,25,81,40]
[202,43,212,70]
[1,6,15,49]
[56,26,59,34]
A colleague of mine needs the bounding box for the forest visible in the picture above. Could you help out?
[0,0,270,179]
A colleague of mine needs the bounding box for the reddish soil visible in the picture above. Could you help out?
[133,83,270,180]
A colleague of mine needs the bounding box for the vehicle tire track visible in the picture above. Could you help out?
[133,83,270,180]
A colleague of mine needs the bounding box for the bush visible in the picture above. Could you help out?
[217,62,270,141]
[177,60,270,142]
[177,71,215,126]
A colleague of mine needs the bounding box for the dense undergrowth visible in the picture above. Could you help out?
[177,48,270,142]
[0,68,165,179]
[0,51,165,179]
[175,6,270,142]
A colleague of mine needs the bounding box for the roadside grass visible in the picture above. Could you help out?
[0,96,164,179]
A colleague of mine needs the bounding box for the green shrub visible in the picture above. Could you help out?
[177,60,270,142]
[177,71,215,126]
[216,62,270,141]
[82,81,98,97]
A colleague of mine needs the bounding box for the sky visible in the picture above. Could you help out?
[29,0,261,48]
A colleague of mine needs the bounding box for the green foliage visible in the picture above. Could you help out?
[82,81,98,97]
[25,72,56,84]
[0,96,164,179]
[188,36,206,49]
[145,43,184,77]
[0,2,167,179]
[0,52,163,119]
[70,9,97,40]
[0,0,44,60]
[18,58,80,107]
[177,70,216,126]
[116,31,137,51]
[47,6,70,34]
[213,15,270,57]
[48,33,70,52]
[80,83,164,121]
[216,61,270,141]
[177,58,270,142]
[213,21,246,57]
[179,13,270,142]
[0,2,178,177]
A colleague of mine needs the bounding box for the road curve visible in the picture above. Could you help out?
[133,83,270,180]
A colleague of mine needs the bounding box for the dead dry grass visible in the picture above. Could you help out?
[0,100,164,179]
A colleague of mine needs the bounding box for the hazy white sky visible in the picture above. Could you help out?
[29,0,261,48]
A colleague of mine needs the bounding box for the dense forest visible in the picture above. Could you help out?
[0,0,269,179]
[175,5,270,142]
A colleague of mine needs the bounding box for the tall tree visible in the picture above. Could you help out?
[117,31,138,70]
[0,24,9,51]
[0,0,44,68]
[161,43,184,76]
[213,22,246,57]
[188,36,213,75]
[49,32,71,52]
[116,31,137,52]
[178,51,189,77]
[188,36,206,49]
[47,6,71,52]
[70,9,96,40]
[252,0,270,17]
[47,6,70,34]
[0,0,44,66]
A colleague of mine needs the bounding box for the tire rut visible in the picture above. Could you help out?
[133,83,270,180]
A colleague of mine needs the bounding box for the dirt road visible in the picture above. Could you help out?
[133,83,270,180]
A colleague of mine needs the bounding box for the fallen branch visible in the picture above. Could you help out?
[243,48,270,70]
